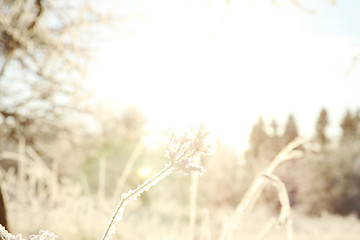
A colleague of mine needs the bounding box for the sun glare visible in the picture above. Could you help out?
[137,165,153,179]
[90,0,358,150]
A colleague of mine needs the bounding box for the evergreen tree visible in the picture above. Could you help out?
[315,108,329,147]
[355,109,360,137]
[269,117,281,153]
[271,117,279,137]
[248,116,268,158]
[283,114,299,145]
[340,109,358,143]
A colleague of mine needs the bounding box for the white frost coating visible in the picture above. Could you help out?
[102,126,215,240]
[29,230,56,240]
[0,226,56,240]
[102,166,174,240]
[0,225,24,240]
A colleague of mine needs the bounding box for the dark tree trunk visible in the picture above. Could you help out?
[0,187,7,230]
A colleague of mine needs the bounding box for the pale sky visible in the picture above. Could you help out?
[90,0,360,151]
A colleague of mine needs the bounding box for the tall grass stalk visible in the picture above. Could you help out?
[189,157,200,240]
[17,138,26,186]
[98,157,106,201]
[112,143,144,202]
[101,126,214,240]
[200,208,211,240]
[220,136,304,240]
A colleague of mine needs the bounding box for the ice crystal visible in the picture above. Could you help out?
[29,231,56,240]
[0,226,56,240]
[0,225,24,240]
[102,126,215,240]
[167,125,214,174]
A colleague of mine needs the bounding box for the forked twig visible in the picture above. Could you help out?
[263,173,293,240]
[220,136,305,240]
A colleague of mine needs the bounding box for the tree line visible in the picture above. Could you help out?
[245,107,360,217]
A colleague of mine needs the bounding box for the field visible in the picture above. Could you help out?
[1,129,360,240]
[1,1,360,240]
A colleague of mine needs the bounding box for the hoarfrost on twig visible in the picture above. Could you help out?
[101,126,215,240]
[0,225,56,240]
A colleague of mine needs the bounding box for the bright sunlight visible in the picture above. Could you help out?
[137,165,153,179]
[2,1,360,240]
[89,0,359,150]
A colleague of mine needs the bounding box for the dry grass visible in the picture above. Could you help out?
[1,130,360,240]
[219,136,303,240]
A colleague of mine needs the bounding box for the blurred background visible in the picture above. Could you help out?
[0,0,360,239]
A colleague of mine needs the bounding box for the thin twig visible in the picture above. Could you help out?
[220,136,304,240]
